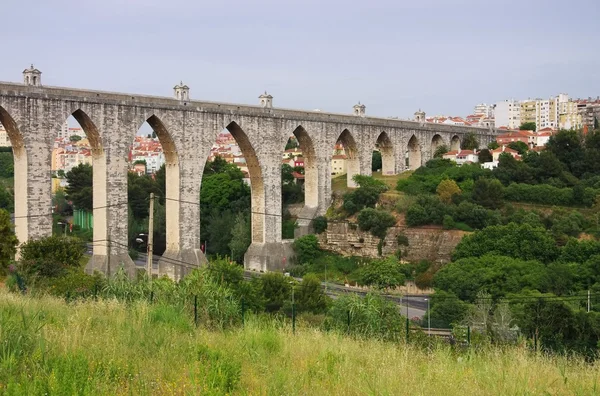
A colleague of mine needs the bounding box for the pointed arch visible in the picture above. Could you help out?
[60,109,109,259]
[0,106,28,245]
[407,134,421,170]
[226,121,265,243]
[376,131,395,175]
[292,125,317,208]
[141,114,180,254]
[334,129,360,188]
[450,135,461,151]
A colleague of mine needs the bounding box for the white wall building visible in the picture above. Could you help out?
[494,100,521,129]
[0,124,11,147]
[474,103,494,118]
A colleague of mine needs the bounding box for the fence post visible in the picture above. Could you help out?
[150,290,154,305]
[347,310,351,334]
[93,284,98,301]
[241,298,246,326]
[467,326,471,346]
[406,316,410,343]
[292,301,296,335]
[194,295,198,328]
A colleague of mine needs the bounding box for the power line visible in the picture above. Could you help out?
[12,201,130,220]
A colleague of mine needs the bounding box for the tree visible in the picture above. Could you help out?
[0,152,14,178]
[471,178,504,209]
[357,256,405,290]
[228,213,251,263]
[507,141,529,155]
[460,133,479,150]
[313,216,328,234]
[436,179,461,204]
[357,208,396,239]
[69,135,82,142]
[452,223,560,263]
[0,184,13,212]
[343,175,388,215]
[260,272,292,313]
[595,116,599,130]
[296,274,329,313]
[285,137,299,150]
[65,163,93,211]
[52,188,72,215]
[427,290,470,328]
[519,122,536,131]
[0,209,18,274]
[487,141,499,150]
[434,255,548,302]
[19,236,86,278]
[478,148,493,163]
[433,144,449,158]
[281,164,295,185]
[293,234,320,265]
[371,150,382,171]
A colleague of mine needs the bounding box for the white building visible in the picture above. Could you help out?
[494,100,521,129]
[134,152,165,174]
[0,123,11,147]
[442,150,479,165]
[474,103,494,118]
[58,121,86,140]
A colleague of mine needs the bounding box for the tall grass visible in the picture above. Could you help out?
[1,289,599,395]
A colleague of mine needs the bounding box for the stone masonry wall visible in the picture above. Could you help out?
[318,222,469,263]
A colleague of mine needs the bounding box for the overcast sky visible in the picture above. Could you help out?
[1,0,598,119]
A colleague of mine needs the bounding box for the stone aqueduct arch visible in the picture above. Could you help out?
[0,82,497,275]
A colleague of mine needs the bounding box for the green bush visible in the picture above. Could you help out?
[325,292,406,342]
[343,175,388,214]
[357,208,396,239]
[356,256,405,290]
[293,234,320,265]
[313,216,328,234]
[18,236,86,278]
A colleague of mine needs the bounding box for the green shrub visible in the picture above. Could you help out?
[18,236,86,278]
[325,292,405,342]
[357,208,396,239]
[293,234,320,265]
[313,216,328,234]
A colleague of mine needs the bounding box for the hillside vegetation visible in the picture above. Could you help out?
[1,290,599,395]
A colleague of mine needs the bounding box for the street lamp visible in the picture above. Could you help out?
[424,298,430,336]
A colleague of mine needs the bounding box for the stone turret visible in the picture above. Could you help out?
[414,109,426,122]
[23,64,42,86]
[259,91,273,108]
[173,81,189,100]
[353,102,366,117]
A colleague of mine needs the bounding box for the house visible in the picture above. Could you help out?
[535,128,555,147]
[331,154,347,175]
[491,146,520,162]
[442,149,479,165]
[496,130,535,147]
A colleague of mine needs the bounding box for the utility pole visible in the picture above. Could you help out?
[147,193,155,279]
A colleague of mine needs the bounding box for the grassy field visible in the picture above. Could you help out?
[1,290,599,395]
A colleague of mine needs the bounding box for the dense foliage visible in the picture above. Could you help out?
[343,175,388,215]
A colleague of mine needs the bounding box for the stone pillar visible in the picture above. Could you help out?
[87,105,135,276]
[245,160,294,272]
[25,134,53,241]
[244,119,294,272]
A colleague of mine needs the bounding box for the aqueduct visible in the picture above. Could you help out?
[0,67,498,276]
